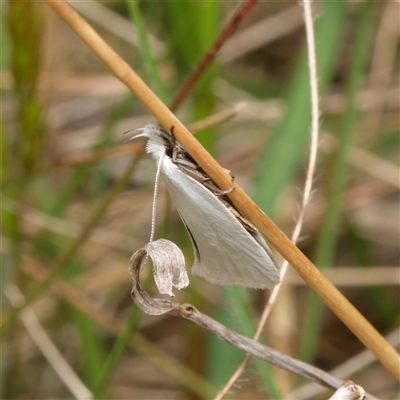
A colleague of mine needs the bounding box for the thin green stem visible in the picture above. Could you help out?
[226,287,281,398]
[93,306,140,398]
[126,0,168,104]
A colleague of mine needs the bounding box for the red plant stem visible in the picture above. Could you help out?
[169,0,259,112]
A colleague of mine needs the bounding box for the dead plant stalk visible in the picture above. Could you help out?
[216,1,322,396]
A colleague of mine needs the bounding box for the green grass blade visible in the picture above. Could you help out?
[7,1,44,173]
[93,306,140,398]
[226,287,281,398]
[126,0,168,104]
[254,1,348,216]
[162,0,219,151]
[72,308,106,388]
[205,307,243,389]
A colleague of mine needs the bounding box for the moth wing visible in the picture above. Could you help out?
[160,158,280,289]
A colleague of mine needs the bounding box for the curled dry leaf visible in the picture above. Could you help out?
[129,238,189,302]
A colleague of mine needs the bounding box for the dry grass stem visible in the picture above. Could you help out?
[216,80,398,121]
[130,249,344,390]
[220,5,303,63]
[321,133,400,189]
[71,1,165,56]
[186,103,245,132]
[343,181,398,210]
[3,105,242,182]
[358,1,399,142]
[287,329,399,399]
[169,0,259,111]
[1,194,140,251]
[45,0,400,379]
[5,285,93,400]
[348,146,400,189]
[216,1,322,396]
[21,262,217,398]
[285,267,400,287]
[3,142,142,182]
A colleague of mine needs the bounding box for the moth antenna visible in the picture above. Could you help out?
[122,128,138,136]
[149,149,165,243]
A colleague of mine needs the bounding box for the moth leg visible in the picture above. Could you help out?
[175,156,236,195]
[176,163,205,179]
[174,158,199,171]
[220,198,258,232]
[222,185,236,194]
[168,126,183,162]
[223,168,235,182]
[204,182,236,196]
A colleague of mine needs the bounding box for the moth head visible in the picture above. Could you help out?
[131,124,174,161]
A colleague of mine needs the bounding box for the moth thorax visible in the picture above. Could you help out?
[146,139,167,161]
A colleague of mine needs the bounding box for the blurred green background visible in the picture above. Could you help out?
[2,1,399,399]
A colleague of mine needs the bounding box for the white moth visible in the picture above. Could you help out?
[136,124,280,289]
